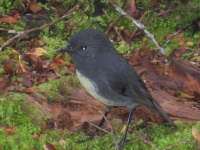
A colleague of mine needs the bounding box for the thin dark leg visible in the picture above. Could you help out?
[94,106,111,136]
[97,111,110,128]
[77,106,111,143]
[77,112,110,144]
[118,108,135,149]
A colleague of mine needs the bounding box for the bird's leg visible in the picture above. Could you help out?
[77,106,111,143]
[94,106,112,136]
[118,107,136,149]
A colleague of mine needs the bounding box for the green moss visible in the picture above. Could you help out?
[123,121,200,150]
[0,92,199,150]
[0,0,25,14]
[42,35,68,59]
[37,76,80,102]
[0,93,45,149]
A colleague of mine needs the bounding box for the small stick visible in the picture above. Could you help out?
[102,9,124,41]
[129,11,148,39]
[89,105,114,135]
[163,138,192,150]
[87,122,112,135]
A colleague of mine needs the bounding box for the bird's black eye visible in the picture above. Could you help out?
[81,46,87,51]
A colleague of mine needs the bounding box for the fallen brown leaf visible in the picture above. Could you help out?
[123,29,132,38]
[26,48,46,57]
[19,74,33,87]
[178,40,185,46]
[53,57,65,64]
[0,16,17,24]
[29,2,42,14]
[12,13,20,20]
[173,47,188,57]
[44,142,56,150]
[2,61,14,75]
[33,133,40,139]
[25,87,37,94]
[2,125,17,136]
[0,81,7,92]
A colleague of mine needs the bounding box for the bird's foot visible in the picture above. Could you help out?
[76,131,99,144]
[93,131,99,137]
[117,139,125,150]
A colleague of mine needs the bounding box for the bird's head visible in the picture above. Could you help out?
[58,29,113,62]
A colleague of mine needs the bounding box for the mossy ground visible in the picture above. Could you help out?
[0,77,200,149]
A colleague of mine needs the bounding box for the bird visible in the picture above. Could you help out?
[58,29,176,149]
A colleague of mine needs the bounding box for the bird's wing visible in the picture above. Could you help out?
[125,78,155,107]
[108,71,154,107]
[100,51,155,107]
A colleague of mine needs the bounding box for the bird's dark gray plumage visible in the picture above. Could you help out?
[58,29,176,149]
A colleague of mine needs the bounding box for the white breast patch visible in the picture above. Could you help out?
[76,70,109,105]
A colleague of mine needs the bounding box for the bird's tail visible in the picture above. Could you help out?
[152,99,177,128]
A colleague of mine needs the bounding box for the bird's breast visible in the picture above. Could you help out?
[76,70,110,105]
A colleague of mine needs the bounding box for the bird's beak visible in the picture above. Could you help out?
[57,45,74,53]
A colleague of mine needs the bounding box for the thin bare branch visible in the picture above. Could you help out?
[87,122,112,135]
[163,25,188,48]
[110,0,165,55]
[89,105,119,149]
[89,105,114,135]
[0,32,24,51]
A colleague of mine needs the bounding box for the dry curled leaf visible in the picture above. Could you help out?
[43,142,56,150]
[192,126,200,141]
[17,56,25,73]
[179,92,194,99]
[17,55,27,73]
[59,139,66,148]
[186,41,194,47]
[26,48,46,57]
[3,125,17,136]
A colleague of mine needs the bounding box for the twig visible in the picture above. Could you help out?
[129,11,148,39]
[0,1,83,51]
[148,5,200,24]
[105,17,120,34]
[89,105,119,149]
[102,9,124,41]
[163,138,192,150]
[0,32,25,51]
[87,122,112,135]
[163,24,188,48]
[0,28,10,32]
[89,105,114,135]
[110,0,165,55]
[22,72,46,77]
